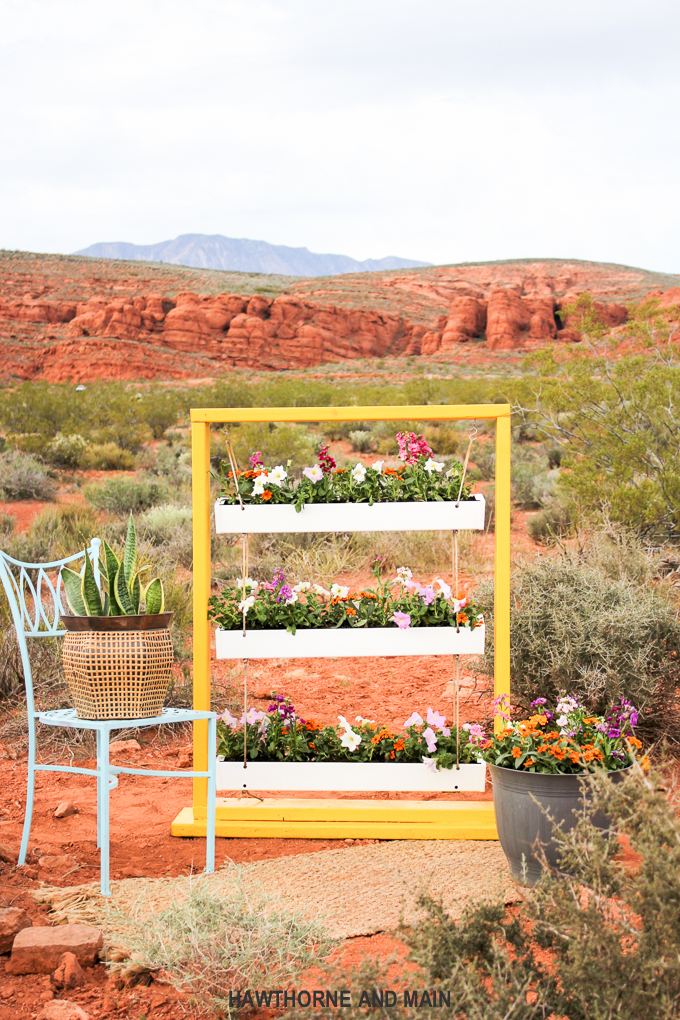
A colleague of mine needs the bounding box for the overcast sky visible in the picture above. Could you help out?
[1,0,679,272]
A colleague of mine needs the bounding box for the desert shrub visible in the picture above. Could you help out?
[470,441,495,481]
[0,450,56,501]
[514,344,680,540]
[477,549,680,741]
[139,504,193,569]
[84,476,168,516]
[45,432,88,468]
[151,444,192,486]
[80,442,136,471]
[114,874,335,1013]
[5,505,101,564]
[526,500,574,544]
[349,429,373,453]
[214,422,315,472]
[511,449,555,509]
[0,513,14,539]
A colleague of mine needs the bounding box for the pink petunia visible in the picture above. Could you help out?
[426,708,447,729]
[391,611,411,629]
[403,712,423,728]
[422,727,438,753]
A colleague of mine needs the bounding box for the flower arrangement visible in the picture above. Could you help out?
[217,694,485,770]
[481,692,648,774]
[208,566,483,634]
[219,433,474,510]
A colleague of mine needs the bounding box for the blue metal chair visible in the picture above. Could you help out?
[0,539,216,895]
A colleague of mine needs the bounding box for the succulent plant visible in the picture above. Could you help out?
[61,513,165,617]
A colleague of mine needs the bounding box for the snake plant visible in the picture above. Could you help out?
[61,513,165,617]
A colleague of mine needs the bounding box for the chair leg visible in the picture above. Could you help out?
[96,730,102,850]
[18,721,37,867]
[99,737,111,896]
[206,715,216,874]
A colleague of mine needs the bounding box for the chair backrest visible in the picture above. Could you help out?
[0,539,101,716]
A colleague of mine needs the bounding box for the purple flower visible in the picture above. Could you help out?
[530,698,547,707]
[391,611,411,629]
[276,584,293,604]
[417,584,436,606]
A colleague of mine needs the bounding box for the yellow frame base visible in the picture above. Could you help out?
[172,798,498,840]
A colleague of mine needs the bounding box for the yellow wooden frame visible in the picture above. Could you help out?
[171,403,511,841]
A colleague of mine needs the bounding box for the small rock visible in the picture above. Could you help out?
[36,1001,91,1020]
[120,867,144,878]
[344,838,355,844]
[9,924,103,975]
[22,866,39,879]
[108,740,141,754]
[51,952,85,991]
[177,754,192,769]
[39,855,75,875]
[0,843,18,865]
[0,906,32,953]
[54,802,78,820]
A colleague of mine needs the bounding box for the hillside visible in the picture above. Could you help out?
[74,233,431,277]
[1,250,678,383]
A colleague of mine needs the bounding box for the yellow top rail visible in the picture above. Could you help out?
[190,404,511,424]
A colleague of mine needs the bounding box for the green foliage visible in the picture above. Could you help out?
[526,500,574,544]
[394,767,680,1020]
[113,873,336,1015]
[45,432,88,468]
[514,347,680,539]
[80,443,136,471]
[84,476,168,516]
[139,504,193,569]
[477,546,680,742]
[560,290,608,341]
[0,513,14,539]
[216,422,316,473]
[349,429,374,452]
[0,450,56,501]
[61,515,164,617]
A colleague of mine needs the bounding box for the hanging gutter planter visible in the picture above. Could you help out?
[216,759,487,793]
[214,494,486,534]
[215,623,485,659]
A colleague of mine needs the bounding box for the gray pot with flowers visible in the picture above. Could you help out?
[482,693,645,883]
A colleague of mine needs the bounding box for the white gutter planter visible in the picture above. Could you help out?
[216,760,487,793]
[215,494,485,534]
[215,623,485,659]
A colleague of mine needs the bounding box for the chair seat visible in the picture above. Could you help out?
[38,707,215,730]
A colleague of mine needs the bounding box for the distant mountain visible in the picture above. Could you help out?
[73,233,432,277]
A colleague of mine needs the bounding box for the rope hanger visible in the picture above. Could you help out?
[451,425,476,770]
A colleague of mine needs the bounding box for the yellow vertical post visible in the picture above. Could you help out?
[494,412,512,729]
[192,421,212,814]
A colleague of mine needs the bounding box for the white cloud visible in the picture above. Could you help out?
[1,0,679,271]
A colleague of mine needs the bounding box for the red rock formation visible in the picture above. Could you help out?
[439,295,487,351]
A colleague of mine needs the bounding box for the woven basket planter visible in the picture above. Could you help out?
[62,613,173,720]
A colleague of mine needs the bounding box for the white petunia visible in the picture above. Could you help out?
[340,728,362,752]
[404,712,423,728]
[356,715,376,724]
[434,578,452,599]
[422,756,439,774]
[267,465,287,486]
[396,566,413,579]
[313,583,330,597]
[252,476,267,496]
[338,715,351,730]
[371,460,385,474]
[237,577,258,591]
[330,583,349,598]
[293,581,311,592]
[423,458,445,474]
[285,592,299,605]
[303,465,324,483]
[351,463,367,483]
[238,595,256,614]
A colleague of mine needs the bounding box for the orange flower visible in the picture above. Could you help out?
[334,468,347,474]
[523,759,535,768]
[371,734,381,745]
[308,742,316,750]
[629,736,642,749]
[390,751,395,760]
[395,738,405,752]
[261,491,272,501]
[639,755,650,771]
[511,747,522,758]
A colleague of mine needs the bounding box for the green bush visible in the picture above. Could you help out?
[349,429,373,453]
[0,450,56,501]
[139,504,193,569]
[45,433,88,468]
[526,500,574,544]
[511,449,555,509]
[151,444,192,486]
[80,443,136,471]
[477,547,680,741]
[0,513,14,539]
[216,422,315,472]
[84,477,168,516]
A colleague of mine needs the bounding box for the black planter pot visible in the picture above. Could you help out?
[488,763,631,884]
